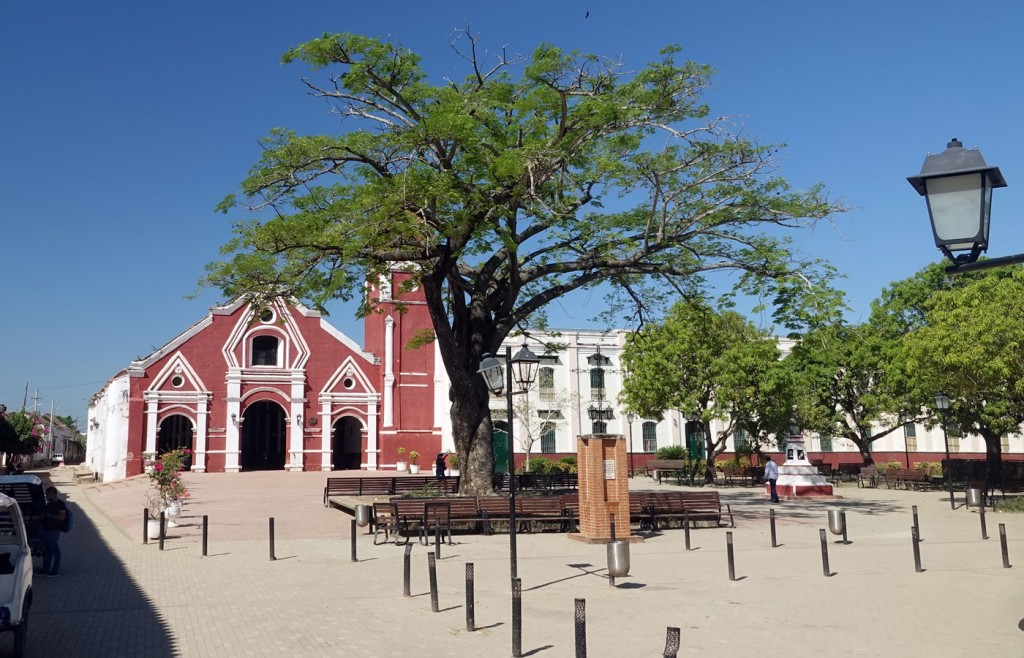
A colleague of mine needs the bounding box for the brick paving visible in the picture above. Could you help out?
[4,468,1022,657]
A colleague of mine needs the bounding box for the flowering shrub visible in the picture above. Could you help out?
[0,410,48,455]
[147,448,192,509]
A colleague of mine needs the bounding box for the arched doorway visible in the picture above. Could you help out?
[158,415,194,470]
[241,401,286,470]
[332,417,363,470]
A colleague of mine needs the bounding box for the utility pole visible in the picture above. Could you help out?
[31,389,42,414]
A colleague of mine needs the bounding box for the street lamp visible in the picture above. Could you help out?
[477,343,540,582]
[625,412,635,477]
[933,391,955,509]
[908,138,1008,272]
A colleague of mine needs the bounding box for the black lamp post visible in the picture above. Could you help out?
[933,391,955,509]
[625,412,635,477]
[908,138,1008,272]
[477,344,540,582]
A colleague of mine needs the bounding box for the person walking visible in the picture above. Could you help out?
[764,456,780,503]
[39,486,67,577]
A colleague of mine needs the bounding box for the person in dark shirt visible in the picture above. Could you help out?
[435,453,447,479]
[39,486,67,577]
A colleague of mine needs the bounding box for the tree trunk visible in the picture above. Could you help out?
[983,432,1003,490]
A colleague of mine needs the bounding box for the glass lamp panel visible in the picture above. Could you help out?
[477,355,505,395]
[925,173,983,243]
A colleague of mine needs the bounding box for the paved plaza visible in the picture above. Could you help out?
[3,469,1022,657]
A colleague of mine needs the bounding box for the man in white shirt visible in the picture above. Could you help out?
[764,456,780,503]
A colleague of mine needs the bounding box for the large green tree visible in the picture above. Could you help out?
[900,264,1024,484]
[619,298,794,481]
[206,32,844,495]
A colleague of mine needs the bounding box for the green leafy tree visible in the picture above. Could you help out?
[900,265,1024,483]
[620,299,792,481]
[206,32,844,495]
[0,410,47,461]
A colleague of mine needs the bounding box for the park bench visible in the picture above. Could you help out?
[477,496,513,535]
[857,465,880,489]
[722,466,760,487]
[420,501,453,545]
[832,463,860,484]
[372,501,406,545]
[646,460,689,484]
[628,492,654,531]
[560,493,580,532]
[643,491,732,530]
[515,497,567,533]
[323,476,394,505]
[893,469,932,491]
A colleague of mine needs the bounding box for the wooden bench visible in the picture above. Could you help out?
[893,469,932,491]
[628,492,654,531]
[722,467,759,487]
[477,496,512,535]
[323,477,394,505]
[857,465,879,488]
[682,491,733,527]
[646,460,689,484]
[515,497,567,533]
[833,463,860,483]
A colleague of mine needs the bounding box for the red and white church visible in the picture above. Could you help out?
[86,271,446,482]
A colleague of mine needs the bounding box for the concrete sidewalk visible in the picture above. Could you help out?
[8,469,1024,657]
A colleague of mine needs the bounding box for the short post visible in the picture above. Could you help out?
[143,508,149,545]
[609,514,616,543]
[663,627,681,658]
[202,515,208,557]
[979,504,988,540]
[268,517,276,561]
[351,519,358,562]
[769,508,777,548]
[428,551,439,613]
[158,511,166,551]
[403,544,412,597]
[819,529,831,577]
[465,563,475,632]
[434,518,442,559]
[683,510,691,551]
[912,525,923,573]
[574,598,587,658]
[726,531,736,581]
[912,505,920,540]
[512,577,523,658]
[1000,524,1011,568]
[840,510,849,545]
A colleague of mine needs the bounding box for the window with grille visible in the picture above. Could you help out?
[1001,434,1010,453]
[540,423,556,453]
[734,427,748,451]
[589,368,605,400]
[592,420,607,434]
[252,336,279,366]
[539,367,555,400]
[642,421,657,452]
[904,423,917,452]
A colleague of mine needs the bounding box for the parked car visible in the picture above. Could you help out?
[50,453,64,465]
[0,492,32,656]
[0,476,45,556]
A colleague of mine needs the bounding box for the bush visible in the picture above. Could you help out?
[718,454,752,469]
[447,453,458,470]
[913,461,943,478]
[878,461,903,474]
[655,445,687,460]
[998,496,1024,513]
[525,457,562,474]
[558,456,577,474]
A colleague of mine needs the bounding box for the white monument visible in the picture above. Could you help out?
[767,431,834,499]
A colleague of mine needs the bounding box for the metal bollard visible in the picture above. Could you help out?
[1000,524,1011,568]
[435,519,441,559]
[143,508,149,545]
[351,519,358,562]
[840,510,849,545]
[912,525,923,573]
[512,577,523,658]
[574,598,586,658]
[683,510,691,551]
[663,627,681,658]
[428,552,439,613]
[979,504,988,540]
[269,517,276,561]
[770,508,777,548]
[819,529,831,577]
[158,511,165,551]
[726,531,736,581]
[403,544,412,597]
[912,505,920,541]
[202,515,208,557]
[465,563,475,632]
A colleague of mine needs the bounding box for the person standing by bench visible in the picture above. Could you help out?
[764,456,780,503]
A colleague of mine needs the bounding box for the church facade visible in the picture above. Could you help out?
[86,271,443,482]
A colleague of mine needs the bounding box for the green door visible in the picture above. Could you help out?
[493,422,509,474]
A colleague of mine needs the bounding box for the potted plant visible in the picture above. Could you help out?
[145,447,191,532]
[446,453,459,477]
[395,447,408,472]
[408,450,421,474]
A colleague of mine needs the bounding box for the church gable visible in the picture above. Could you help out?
[323,357,378,396]
[148,353,206,394]
[221,298,312,369]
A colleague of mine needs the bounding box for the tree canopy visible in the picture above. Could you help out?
[620,298,793,479]
[206,32,845,494]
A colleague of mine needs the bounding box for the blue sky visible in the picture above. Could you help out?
[3,1,1024,421]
